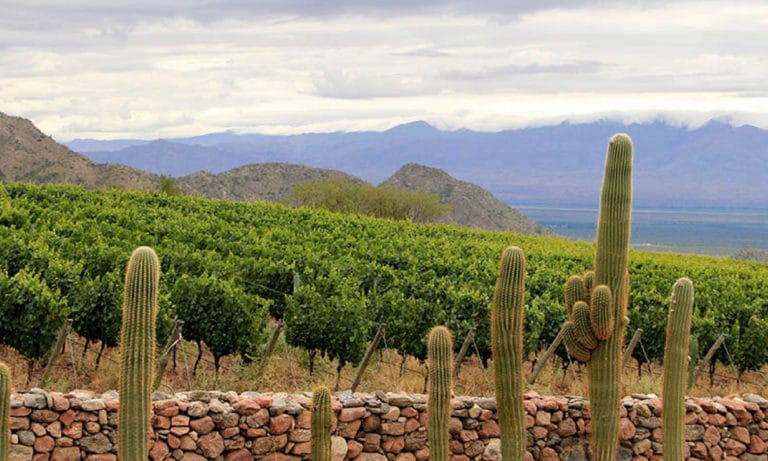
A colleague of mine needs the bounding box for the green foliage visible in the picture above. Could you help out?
[288,179,452,222]
[427,326,452,461]
[0,269,68,362]
[490,246,527,460]
[731,314,768,374]
[0,361,9,461]
[118,246,159,461]
[158,175,183,196]
[662,278,694,461]
[311,384,333,461]
[71,271,123,348]
[170,273,268,368]
[0,183,766,376]
[285,269,370,367]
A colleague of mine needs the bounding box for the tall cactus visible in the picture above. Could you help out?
[490,246,527,460]
[662,278,694,461]
[427,325,453,461]
[118,246,159,461]
[311,384,333,461]
[0,362,10,461]
[562,134,633,461]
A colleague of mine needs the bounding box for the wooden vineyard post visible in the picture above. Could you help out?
[154,319,184,390]
[453,327,476,379]
[622,328,644,367]
[688,333,726,391]
[528,326,565,385]
[264,319,285,360]
[350,323,386,392]
[40,318,73,386]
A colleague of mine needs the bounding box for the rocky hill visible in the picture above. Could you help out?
[1,112,551,234]
[178,163,366,202]
[382,163,553,235]
[0,112,157,190]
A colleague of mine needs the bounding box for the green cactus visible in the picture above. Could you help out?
[311,384,333,461]
[427,325,453,461]
[662,278,694,461]
[565,275,586,317]
[490,246,527,460]
[572,301,599,350]
[118,246,159,461]
[590,284,614,341]
[562,134,633,461]
[0,362,9,461]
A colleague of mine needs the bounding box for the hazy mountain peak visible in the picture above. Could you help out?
[384,120,438,135]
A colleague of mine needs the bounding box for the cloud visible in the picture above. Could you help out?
[312,69,439,99]
[1,0,767,139]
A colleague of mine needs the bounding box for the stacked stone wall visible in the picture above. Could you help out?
[7,389,768,460]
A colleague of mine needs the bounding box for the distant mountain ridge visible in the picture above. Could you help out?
[1,112,549,235]
[69,119,768,208]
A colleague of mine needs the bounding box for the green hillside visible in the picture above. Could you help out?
[1,183,766,374]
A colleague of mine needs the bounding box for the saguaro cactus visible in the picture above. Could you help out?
[118,246,159,461]
[1,362,10,461]
[662,278,695,461]
[311,384,333,461]
[427,325,453,461]
[490,246,527,460]
[562,134,633,461]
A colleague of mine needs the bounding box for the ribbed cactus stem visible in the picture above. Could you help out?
[118,246,159,461]
[572,301,598,350]
[427,325,453,461]
[0,362,9,461]
[590,285,614,341]
[663,278,695,461]
[589,133,633,461]
[565,275,586,317]
[491,246,527,460]
[311,385,333,461]
[562,321,591,362]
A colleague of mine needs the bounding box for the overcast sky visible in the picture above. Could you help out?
[1,1,767,140]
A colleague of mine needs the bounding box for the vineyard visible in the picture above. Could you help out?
[0,182,766,390]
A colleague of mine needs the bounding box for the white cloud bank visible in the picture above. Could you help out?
[1,0,767,139]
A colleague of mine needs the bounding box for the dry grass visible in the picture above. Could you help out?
[1,334,766,399]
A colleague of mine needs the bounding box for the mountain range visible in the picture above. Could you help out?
[69,119,768,208]
[1,112,548,234]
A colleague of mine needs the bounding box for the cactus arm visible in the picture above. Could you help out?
[662,278,695,461]
[572,301,599,350]
[562,321,592,362]
[490,246,527,460]
[311,384,333,461]
[118,246,159,461]
[590,285,614,341]
[565,275,586,317]
[427,326,453,461]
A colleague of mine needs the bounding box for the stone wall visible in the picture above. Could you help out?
[7,388,768,461]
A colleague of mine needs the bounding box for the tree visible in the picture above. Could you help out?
[0,269,68,365]
[70,271,123,365]
[287,180,452,223]
[171,273,268,373]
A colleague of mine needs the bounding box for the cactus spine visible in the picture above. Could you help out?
[427,325,453,461]
[0,362,9,461]
[118,246,159,461]
[311,384,333,461]
[490,246,527,460]
[662,278,695,461]
[562,134,633,461]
